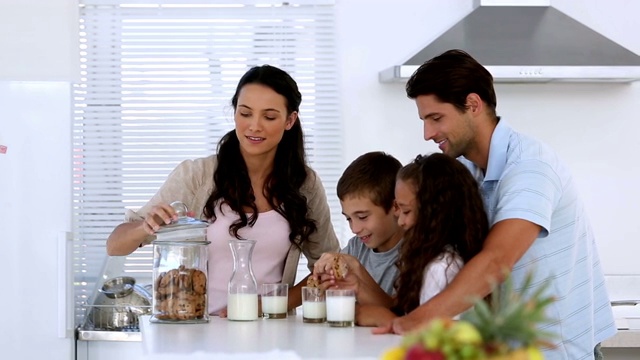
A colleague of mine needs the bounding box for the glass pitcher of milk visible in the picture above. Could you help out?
[227,239,258,321]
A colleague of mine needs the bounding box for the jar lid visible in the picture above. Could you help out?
[154,217,208,243]
[152,201,209,244]
[153,228,209,244]
[155,216,208,232]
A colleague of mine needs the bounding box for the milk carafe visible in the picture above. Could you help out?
[227,239,258,321]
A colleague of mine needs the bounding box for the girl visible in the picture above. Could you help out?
[106,65,340,315]
[394,153,488,315]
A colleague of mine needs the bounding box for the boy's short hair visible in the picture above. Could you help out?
[337,151,402,212]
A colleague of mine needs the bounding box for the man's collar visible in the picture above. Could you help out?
[461,120,510,182]
[484,120,510,181]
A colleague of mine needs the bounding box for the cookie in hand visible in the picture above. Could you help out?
[332,254,349,280]
[306,276,320,288]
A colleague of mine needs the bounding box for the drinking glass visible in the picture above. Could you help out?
[302,286,326,323]
[325,289,355,327]
[261,283,288,319]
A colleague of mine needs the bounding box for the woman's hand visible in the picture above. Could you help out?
[107,202,178,256]
[218,307,228,318]
[141,202,178,234]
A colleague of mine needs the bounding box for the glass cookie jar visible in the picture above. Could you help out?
[150,202,210,323]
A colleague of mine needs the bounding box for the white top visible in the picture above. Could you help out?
[419,251,463,305]
[139,314,402,359]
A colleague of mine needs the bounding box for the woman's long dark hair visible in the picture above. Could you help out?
[203,65,317,247]
[393,153,489,315]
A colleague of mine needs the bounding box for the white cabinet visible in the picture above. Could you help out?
[76,340,143,360]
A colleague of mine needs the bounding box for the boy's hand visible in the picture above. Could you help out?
[310,253,360,292]
[313,252,351,279]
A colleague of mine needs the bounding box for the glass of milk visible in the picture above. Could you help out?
[261,283,288,319]
[302,286,326,323]
[325,289,356,327]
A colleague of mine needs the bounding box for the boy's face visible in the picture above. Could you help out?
[340,194,402,253]
[395,179,417,231]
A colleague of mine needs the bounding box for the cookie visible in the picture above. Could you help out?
[154,265,208,320]
[332,254,348,280]
[306,276,320,288]
[192,269,207,294]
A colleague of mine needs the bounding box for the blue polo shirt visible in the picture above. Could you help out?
[460,120,616,359]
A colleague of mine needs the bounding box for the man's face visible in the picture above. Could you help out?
[340,195,401,253]
[414,94,476,159]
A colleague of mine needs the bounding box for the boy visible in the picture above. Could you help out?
[312,151,404,307]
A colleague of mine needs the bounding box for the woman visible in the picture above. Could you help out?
[106,65,340,315]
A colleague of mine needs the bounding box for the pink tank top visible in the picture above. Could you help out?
[206,203,291,314]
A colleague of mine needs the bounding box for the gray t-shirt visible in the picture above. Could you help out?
[341,236,401,296]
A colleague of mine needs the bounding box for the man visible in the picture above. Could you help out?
[384,49,616,359]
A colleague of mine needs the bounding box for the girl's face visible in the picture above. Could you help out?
[234,83,296,160]
[395,179,418,231]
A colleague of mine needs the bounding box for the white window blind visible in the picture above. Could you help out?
[72,0,342,325]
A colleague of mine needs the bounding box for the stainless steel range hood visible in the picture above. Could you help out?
[379,0,640,83]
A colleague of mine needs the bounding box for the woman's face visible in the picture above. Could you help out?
[395,179,418,231]
[234,83,296,160]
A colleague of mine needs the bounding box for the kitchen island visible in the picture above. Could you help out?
[139,314,402,359]
[129,315,640,360]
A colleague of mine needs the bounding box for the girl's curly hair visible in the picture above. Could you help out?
[393,153,489,315]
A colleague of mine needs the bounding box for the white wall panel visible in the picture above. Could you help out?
[0,81,73,358]
[335,0,640,277]
[0,0,79,81]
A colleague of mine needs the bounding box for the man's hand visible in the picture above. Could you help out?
[356,304,397,328]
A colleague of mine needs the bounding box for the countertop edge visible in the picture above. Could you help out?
[602,330,640,348]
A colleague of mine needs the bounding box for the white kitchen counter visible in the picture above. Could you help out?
[139,314,402,359]
[602,330,640,348]
[138,314,640,359]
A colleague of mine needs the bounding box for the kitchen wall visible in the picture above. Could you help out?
[335,0,640,279]
[0,1,638,359]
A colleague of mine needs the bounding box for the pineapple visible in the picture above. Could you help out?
[380,270,556,360]
[460,271,556,359]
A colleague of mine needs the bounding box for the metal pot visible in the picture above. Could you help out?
[87,276,152,330]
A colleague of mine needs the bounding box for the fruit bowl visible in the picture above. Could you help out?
[381,271,554,360]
